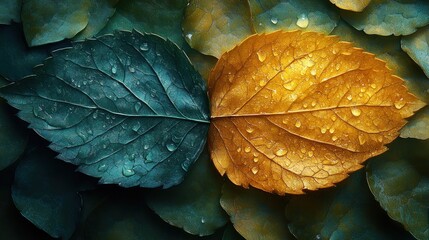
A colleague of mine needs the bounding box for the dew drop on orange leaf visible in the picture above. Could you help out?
[208,31,425,195]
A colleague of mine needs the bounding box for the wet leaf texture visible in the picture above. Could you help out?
[0,30,210,189]
[208,31,425,194]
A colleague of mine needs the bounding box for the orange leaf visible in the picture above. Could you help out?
[208,31,425,195]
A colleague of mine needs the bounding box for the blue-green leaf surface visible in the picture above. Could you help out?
[285,170,414,240]
[367,138,429,240]
[146,147,228,236]
[402,26,429,79]
[0,0,21,24]
[0,30,210,188]
[12,149,87,239]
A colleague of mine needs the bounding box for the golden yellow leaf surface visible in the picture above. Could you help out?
[329,0,371,12]
[208,31,425,195]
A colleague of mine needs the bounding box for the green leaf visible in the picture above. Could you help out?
[220,182,294,240]
[11,148,87,239]
[285,170,413,240]
[0,23,71,82]
[99,0,188,48]
[83,191,198,240]
[402,26,429,79]
[0,76,27,171]
[248,0,339,34]
[367,138,429,240]
[21,0,91,46]
[0,0,21,24]
[146,147,228,236]
[0,30,210,188]
[73,0,119,40]
[341,0,429,36]
[0,166,51,240]
[401,107,429,140]
[182,0,255,58]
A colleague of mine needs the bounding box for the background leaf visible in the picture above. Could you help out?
[401,26,429,79]
[220,182,295,240]
[0,30,210,188]
[209,30,424,194]
[0,76,27,171]
[367,138,429,240]
[182,0,255,58]
[341,0,429,36]
[73,0,119,40]
[285,170,414,240]
[248,0,339,34]
[0,0,21,24]
[21,0,91,46]
[329,0,371,12]
[11,148,90,239]
[146,147,228,236]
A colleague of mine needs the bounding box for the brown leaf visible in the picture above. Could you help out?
[208,31,425,195]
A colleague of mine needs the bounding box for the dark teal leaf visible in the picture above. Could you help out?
[402,26,429,79]
[285,170,414,240]
[0,23,71,82]
[0,0,21,24]
[99,0,188,48]
[73,0,119,40]
[0,30,210,188]
[21,0,91,46]
[367,138,429,240]
[220,182,294,240]
[11,148,88,239]
[0,76,27,171]
[83,191,199,240]
[146,147,228,236]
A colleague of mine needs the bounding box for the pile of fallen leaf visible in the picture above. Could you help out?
[0,0,428,240]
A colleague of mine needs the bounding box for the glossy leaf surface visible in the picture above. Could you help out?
[341,0,429,36]
[285,171,414,240]
[12,149,84,239]
[329,0,371,12]
[220,182,294,240]
[208,30,425,194]
[367,138,429,240]
[146,148,228,236]
[182,0,255,58]
[402,26,429,79]
[21,0,90,46]
[0,30,210,188]
[249,0,339,34]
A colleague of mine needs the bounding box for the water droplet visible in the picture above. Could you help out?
[370,83,377,89]
[251,167,259,174]
[358,135,366,145]
[300,148,306,153]
[144,144,149,150]
[329,128,335,134]
[134,102,142,112]
[132,122,141,132]
[244,146,251,153]
[167,143,177,151]
[237,147,242,152]
[181,161,191,171]
[253,157,259,163]
[98,164,107,172]
[335,63,340,70]
[315,234,322,240]
[296,14,309,28]
[331,115,337,121]
[111,66,117,74]
[283,81,296,90]
[311,101,317,107]
[259,80,266,86]
[122,167,135,177]
[394,98,405,109]
[331,136,338,141]
[360,87,366,93]
[295,120,302,128]
[351,107,361,117]
[307,151,314,157]
[347,95,353,101]
[270,17,278,25]
[246,127,254,133]
[129,66,135,73]
[102,144,107,149]
[92,111,98,119]
[201,217,206,224]
[275,149,287,157]
[257,50,267,62]
[310,69,317,76]
[140,42,149,51]
[321,128,327,134]
[186,33,193,41]
[377,136,383,142]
